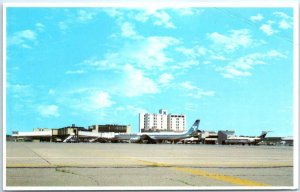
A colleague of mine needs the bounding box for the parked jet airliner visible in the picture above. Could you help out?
[224,131,268,145]
[113,119,200,144]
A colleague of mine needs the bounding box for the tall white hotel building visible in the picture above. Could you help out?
[139,109,186,132]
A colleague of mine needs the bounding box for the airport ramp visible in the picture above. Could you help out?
[12,131,52,137]
[63,135,75,143]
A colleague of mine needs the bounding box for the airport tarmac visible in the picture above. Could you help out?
[6,142,294,188]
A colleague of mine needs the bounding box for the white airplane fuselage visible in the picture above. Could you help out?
[114,119,200,143]
[225,131,267,145]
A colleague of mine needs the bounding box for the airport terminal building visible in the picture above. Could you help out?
[12,124,131,142]
[88,124,131,133]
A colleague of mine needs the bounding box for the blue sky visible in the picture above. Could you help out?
[6,7,294,136]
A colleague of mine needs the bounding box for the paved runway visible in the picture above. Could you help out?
[6,142,294,188]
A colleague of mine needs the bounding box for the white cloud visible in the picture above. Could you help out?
[180,81,197,90]
[267,20,275,24]
[105,8,175,29]
[158,73,174,86]
[66,70,85,74]
[69,88,91,94]
[58,22,68,30]
[35,23,45,32]
[132,36,179,69]
[116,106,125,111]
[197,47,207,55]
[7,83,31,95]
[77,10,97,22]
[273,12,292,30]
[184,103,198,111]
[82,36,179,71]
[266,50,286,58]
[37,105,60,117]
[173,46,203,68]
[176,47,198,58]
[121,22,140,39]
[7,83,34,112]
[48,89,55,95]
[152,10,176,28]
[8,29,37,47]
[175,8,194,16]
[210,55,227,61]
[91,91,115,109]
[134,12,149,22]
[147,36,179,50]
[218,50,286,78]
[83,54,119,70]
[65,89,115,112]
[273,12,290,19]
[128,9,175,29]
[189,90,215,98]
[207,29,252,51]
[180,81,214,98]
[220,66,252,78]
[21,44,32,49]
[175,8,204,16]
[122,64,159,97]
[175,60,199,69]
[259,23,277,36]
[250,14,264,22]
[104,8,123,18]
[57,9,99,32]
[18,30,36,40]
[279,20,291,29]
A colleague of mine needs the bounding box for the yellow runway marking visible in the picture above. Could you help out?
[6,157,274,186]
[174,167,268,186]
[136,160,269,186]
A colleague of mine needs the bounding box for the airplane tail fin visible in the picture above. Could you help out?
[187,119,200,134]
[259,131,268,139]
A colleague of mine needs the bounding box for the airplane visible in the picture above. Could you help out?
[113,119,201,144]
[224,131,268,145]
